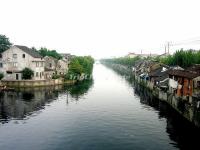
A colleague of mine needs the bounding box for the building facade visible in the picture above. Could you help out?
[0,45,45,80]
[44,56,57,79]
[56,59,69,75]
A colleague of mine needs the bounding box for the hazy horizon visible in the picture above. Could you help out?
[1,0,200,59]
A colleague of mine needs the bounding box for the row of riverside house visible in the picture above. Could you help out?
[134,60,200,109]
[0,45,70,80]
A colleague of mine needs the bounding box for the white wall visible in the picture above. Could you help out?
[0,46,45,80]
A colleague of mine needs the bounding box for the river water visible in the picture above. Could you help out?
[0,64,199,150]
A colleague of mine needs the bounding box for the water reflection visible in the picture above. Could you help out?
[64,79,94,101]
[0,80,94,124]
[134,84,200,150]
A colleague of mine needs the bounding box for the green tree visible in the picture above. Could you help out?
[0,73,4,80]
[22,68,34,80]
[159,49,200,68]
[0,34,12,53]
[66,56,94,80]
[38,47,62,59]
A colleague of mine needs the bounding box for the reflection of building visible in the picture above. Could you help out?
[0,80,94,124]
[0,87,60,123]
[0,45,45,80]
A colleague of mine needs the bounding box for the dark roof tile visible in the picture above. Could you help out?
[15,45,42,58]
[168,70,199,79]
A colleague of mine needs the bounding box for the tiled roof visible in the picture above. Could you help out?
[186,64,200,75]
[168,70,199,79]
[149,66,169,77]
[15,45,42,58]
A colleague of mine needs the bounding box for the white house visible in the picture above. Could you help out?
[56,59,69,75]
[0,45,45,80]
[44,56,57,79]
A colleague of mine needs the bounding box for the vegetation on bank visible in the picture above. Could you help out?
[0,34,12,53]
[101,56,141,67]
[158,49,200,68]
[102,49,200,69]
[66,56,94,80]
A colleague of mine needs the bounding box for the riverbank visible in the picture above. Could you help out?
[1,63,200,150]
[102,62,200,128]
[0,79,77,88]
[134,75,200,127]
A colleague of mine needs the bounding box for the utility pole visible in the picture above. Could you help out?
[165,42,170,54]
[167,42,170,54]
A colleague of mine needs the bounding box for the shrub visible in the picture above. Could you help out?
[52,74,60,79]
[0,73,4,80]
[22,68,34,79]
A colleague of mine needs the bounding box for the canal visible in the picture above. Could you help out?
[0,64,199,150]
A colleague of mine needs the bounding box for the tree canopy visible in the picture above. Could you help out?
[66,56,94,80]
[101,56,142,67]
[0,34,12,53]
[159,49,200,68]
[38,47,62,59]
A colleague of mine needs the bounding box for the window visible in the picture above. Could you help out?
[40,62,43,67]
[197,81,200,88]
[36,62,39,67]
[13,54,17,59]
[0,63,3,68]
[36,72,39,77]
[49,63,52,68]
[22,54,25,58]
[13,62,17,67]
[0,54,2,58]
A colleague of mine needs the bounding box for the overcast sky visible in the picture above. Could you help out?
[1,0,200,59]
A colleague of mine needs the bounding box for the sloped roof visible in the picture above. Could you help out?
[168,70,199,79]
[44,55,58,61]
[15,45,42,58]
[186,64,200,75]
[149,66,169,77]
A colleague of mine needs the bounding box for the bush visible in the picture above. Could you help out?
[52,74,60,79]
[0,73,4,80]
[22,68,34,79]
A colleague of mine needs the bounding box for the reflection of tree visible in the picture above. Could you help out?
[0,82,94,124]
[0,86,62,124]
[64,79,94,101]
[134,85,200,149]
[104,64,134,86]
